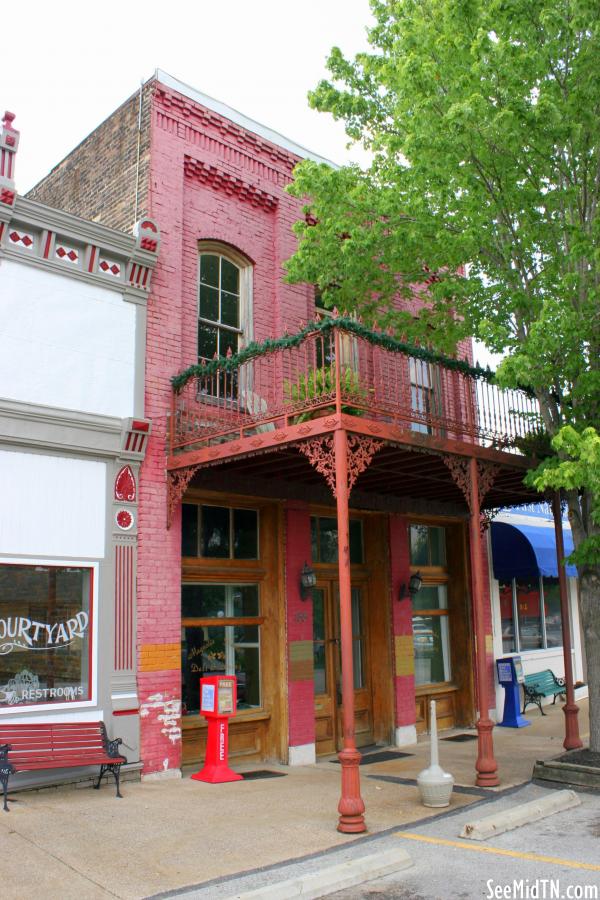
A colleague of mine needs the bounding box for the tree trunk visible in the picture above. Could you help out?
[579,567,600,753]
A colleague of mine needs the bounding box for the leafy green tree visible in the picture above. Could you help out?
[286,0,600,750]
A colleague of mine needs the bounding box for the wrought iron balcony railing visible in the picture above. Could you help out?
[169,319,541,457]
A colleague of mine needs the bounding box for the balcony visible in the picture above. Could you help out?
[169,319,541,466]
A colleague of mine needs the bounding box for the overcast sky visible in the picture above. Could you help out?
[7,0,374,193]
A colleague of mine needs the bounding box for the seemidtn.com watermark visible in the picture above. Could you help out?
[487,881,598,900]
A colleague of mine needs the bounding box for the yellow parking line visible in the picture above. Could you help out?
[395,832,600,872]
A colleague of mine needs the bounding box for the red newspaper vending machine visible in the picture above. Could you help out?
[191,675,243,783]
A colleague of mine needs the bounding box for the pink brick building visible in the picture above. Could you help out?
[29,71,541,826]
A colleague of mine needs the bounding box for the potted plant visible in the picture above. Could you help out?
[284,366,370,423]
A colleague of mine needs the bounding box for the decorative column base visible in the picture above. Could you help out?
[337,747,366,833]
[563,702,583,751]
[475,718,500,787]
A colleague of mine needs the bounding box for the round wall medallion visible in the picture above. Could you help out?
[116,509,134,531]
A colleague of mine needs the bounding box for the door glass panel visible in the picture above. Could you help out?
[231,584,259,617]
[351,588,364,689]
[201,506,230,558]
[319,517,338,563]
[349,520,364,564]
[313,588,327,694]
[233,509,258,559]
[181,504,199,556]
[412,584,447,611]
[234,646,260,708]
[313,588,326,641]
[413,614,451,685]
[409,525,429,565]
[182,584,227,618]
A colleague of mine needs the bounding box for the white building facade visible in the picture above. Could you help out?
[0,111,159,783]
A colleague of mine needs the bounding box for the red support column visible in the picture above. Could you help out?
[334,427,366,833]
[551,493,583,751]
[468,457,500,787]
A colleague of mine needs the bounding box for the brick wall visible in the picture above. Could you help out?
[134,81,317,773]
[27,83,152,233]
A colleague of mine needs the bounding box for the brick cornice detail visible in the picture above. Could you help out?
[184,156,278,211]
[156,87,298,171]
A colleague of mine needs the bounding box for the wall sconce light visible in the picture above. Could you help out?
[300,561,317,600]
[399,571,423,601]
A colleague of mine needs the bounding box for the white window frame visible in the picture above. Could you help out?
[197,242,253,361]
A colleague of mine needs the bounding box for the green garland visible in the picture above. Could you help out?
[171,317,500,394]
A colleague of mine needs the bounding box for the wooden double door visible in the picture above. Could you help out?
[313,580,374,755]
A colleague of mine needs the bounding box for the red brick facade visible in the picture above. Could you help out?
[29,73,497,776]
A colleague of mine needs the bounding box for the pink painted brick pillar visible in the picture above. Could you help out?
[389,514,417,745]
[285,501,316,765]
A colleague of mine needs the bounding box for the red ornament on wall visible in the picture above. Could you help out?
[116,509,134,531]
[115,465,136,502]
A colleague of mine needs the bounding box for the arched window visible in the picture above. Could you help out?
[197,244,252,363]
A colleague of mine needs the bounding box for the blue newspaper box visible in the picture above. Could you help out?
[496,656,531,728]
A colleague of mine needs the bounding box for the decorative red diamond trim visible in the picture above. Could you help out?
[9,230,34,247]
[140,237,157,252]
[116,509,134,531]
[56,246,79,263]
[99,259,121,276]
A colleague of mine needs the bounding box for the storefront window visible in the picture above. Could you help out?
[182,505,259,560]
[181,584,261,714]
[516,578,543,650]
[310,516,363,564]
[0,564,92,709]
[543,579,562,648]
[499,576,563,652]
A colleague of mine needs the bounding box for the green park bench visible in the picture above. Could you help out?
[522,669,566,716]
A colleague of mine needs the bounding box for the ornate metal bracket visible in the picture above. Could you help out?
[297,434,383,498]
[347,434,384,494]
[167,465,202,528]
[297,435,336,494]
[443,456,500,512]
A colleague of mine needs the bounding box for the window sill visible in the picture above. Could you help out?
[415,683,458,695]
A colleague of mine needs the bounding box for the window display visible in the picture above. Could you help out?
[0,564,92,708]
[499,576,563,652]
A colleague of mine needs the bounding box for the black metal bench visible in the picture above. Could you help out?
[0,721,126,811]
[522,669,566,715]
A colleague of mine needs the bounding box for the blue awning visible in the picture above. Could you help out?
[491,521,577,582]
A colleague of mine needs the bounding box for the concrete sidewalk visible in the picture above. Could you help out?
[0,700,589,900]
